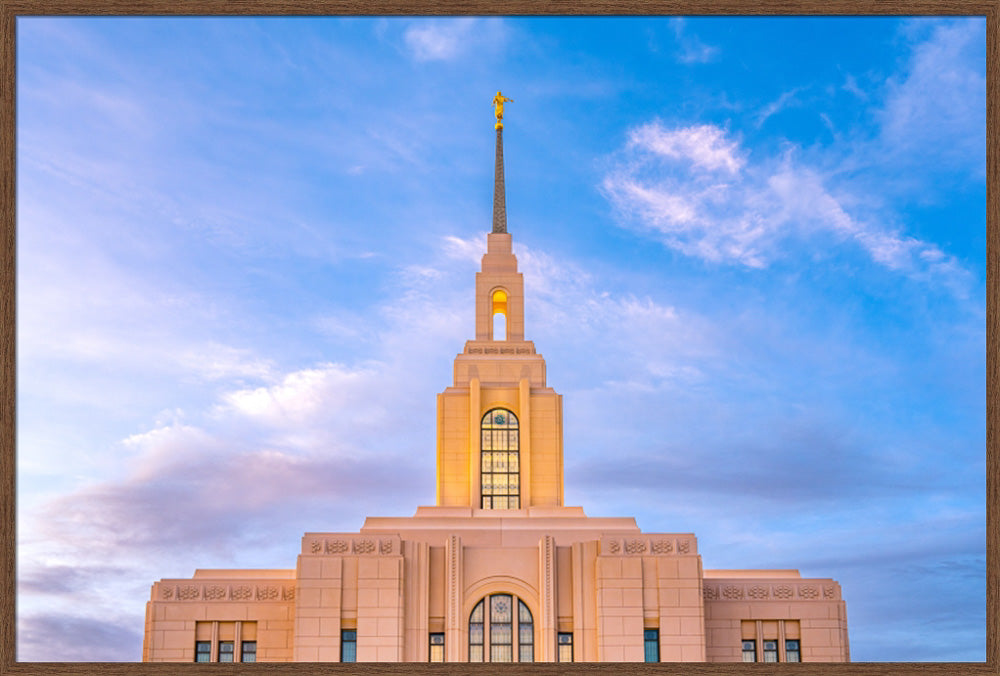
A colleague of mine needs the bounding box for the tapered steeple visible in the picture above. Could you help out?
[491,91,513,234]
[492,126,506,234]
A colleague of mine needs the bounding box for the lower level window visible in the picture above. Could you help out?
[429,633,444,662]
[557,632,573,662]
[194,641,211,662]
[741,621,801,662]
[241,641,257,662]
[643,629,659,662]
[218,641,234,662]
[341,630,357,662]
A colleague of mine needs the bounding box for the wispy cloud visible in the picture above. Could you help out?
[403,18,504,62]
[670,18,720,64]
[879,19,985,173]
[602,120,970,290]
[755,87,804,128]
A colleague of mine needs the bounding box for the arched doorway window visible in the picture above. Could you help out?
[468,593,534,662]
[481,408,519,509]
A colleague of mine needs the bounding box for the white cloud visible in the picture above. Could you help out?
[603,121,969,286]
[221,362,385,430]
[670,18,720,64]
[879,19,985,173]
[403,18,503,62]
[628,122,744,174]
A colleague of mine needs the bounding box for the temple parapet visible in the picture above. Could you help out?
[599,534,698,556]
[300,532,402,556]
[702,578,843,602]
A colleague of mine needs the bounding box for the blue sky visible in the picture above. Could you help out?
[15,16,986,661]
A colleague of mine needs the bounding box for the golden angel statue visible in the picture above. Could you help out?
[493,91,513,127]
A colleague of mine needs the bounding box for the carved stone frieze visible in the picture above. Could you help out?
[799,585,819,599]
[703,582,835,602]
[625,539,647,555]
[773,585,794,599]
[326,539,349,554]
[722,584,744,600]
[651,539,673,554]
[204,585,227,601]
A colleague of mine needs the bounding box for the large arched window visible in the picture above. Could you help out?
[468,594,534,662]
[481,408,519,509]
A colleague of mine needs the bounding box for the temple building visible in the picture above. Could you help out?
[142,96,850,663]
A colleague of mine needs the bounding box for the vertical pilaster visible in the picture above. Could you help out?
[572,540,599,661]
[445,535,464,661]
[519,377,532,508]
[468,378,481,509]
[538,535,557,661]
[404,541,430,661]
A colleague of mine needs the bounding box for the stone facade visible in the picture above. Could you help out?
[143,128,849,664]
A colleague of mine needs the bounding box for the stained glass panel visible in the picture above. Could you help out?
[491,594,512,623]
[491,645,513,662]
[518,600,532,624]
[481,408,520,509]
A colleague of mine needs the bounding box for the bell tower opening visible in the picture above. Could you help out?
[492,289,508,341]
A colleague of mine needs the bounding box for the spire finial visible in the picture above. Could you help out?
[491,92,511,234]
[492,91,513,130]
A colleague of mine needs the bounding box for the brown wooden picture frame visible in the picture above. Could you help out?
[0,2,995,674]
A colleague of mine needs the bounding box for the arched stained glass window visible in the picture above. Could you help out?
[481,409,519,509]
[468,594,533,662]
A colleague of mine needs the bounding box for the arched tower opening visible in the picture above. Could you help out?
[492,289,508,341]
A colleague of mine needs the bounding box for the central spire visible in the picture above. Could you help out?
[491,91,513,234]
[492,126,506,234]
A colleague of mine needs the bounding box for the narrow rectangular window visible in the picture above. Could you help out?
[643,629,659,662]
[240,641,256,662]
[785,639,801,662]
[557,632,573,662]
[742,639,757,662]
[194,641,211,662]
[341,630,357,662]
[763,639,779,662]
[218,641,234,662]
[429,633,444,662]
